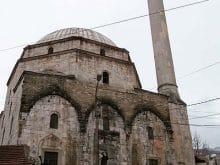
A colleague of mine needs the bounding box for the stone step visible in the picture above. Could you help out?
[0,145,32,165]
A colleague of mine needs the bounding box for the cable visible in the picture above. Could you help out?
[189,112,220,120]
[0,43,33,52]
[188,97,220,107]
[170,122,220,127]
[0,0,210,52]
[149,59,220,91]
[178,61,220,80]
[149,60,220,90]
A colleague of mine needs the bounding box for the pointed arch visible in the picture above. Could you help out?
[21,85,85,131]
[84,96,125,132]
[130,103,172,132]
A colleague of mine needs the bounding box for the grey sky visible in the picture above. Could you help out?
[0,0,219,147]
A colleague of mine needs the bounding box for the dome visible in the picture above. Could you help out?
[37,28,116,46]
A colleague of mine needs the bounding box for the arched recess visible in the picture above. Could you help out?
[39,134,63,153]
[85,96,125,131]
[38,134,63,165]
[130,103,172,133]
[20,85,85,132]
[129,111,173,165]
[85,97,128,164]
[19,95,81,164]
[85,97,125,121]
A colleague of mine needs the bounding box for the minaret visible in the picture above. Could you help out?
[147,1,196,164]
[148,0,180,100]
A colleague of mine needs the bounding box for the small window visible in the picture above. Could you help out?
[149,159,158,165]
[50,113,58,129]
[103,117,109,130]
[48,47,54,54]
[102,71,109,84]
[100,49,105,56]
[147,126,154,140]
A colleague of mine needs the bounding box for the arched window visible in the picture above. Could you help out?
[102,71,109,84]
[147,126,154,140]
[50,113,58,129]
[103,117,109,130]
[100,49,105,56]
[48,47,54,54]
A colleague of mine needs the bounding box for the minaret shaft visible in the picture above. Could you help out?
[148,0,179,97]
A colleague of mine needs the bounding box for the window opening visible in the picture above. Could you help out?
[147,126,154,140]
[50,114,58,129]
[100,49,106,56]
[103,117,110,130]
[48,47,54,54]
[102,71,109,84]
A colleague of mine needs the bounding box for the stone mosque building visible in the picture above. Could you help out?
[0,0,195,165]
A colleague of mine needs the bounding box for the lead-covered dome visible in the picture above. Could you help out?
[37,27,116,46]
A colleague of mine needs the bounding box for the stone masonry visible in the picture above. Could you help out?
[0,27,195,164]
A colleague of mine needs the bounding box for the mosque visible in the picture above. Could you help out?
[0,0,195,164]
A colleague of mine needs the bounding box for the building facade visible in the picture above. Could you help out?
[0,27,195,164]
[0,2,196,164]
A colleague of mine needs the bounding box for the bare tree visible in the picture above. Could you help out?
[193,132,202,156]
[192,132,209,156]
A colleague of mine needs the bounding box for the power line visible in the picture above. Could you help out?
[178,60,220,80]
[163,116,220,127]
[0,43,33,52]
[0,0,210,52]
[188,97,220,107]
[171,122,220,127]
[91,0,209,30]
[149,59,220,91]
[189,112,220,120]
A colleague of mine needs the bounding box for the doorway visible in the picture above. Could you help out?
[44,151,58,165]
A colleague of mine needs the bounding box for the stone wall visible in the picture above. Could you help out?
[1,34,195,164]
[18,72,170,131]
[18,95,80,164]
[130,111,172,165]
[168,103,195,165]
[22,38,129,62]
[17,79,173,164]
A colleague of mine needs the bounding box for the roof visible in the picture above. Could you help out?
[37,27,117,46]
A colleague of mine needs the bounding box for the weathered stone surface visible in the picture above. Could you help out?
[0,28,194,165]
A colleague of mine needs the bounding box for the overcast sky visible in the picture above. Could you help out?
[0,0,219,148]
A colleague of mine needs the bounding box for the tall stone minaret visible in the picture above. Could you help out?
[148,1,196,164]
[148,0,180,100]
